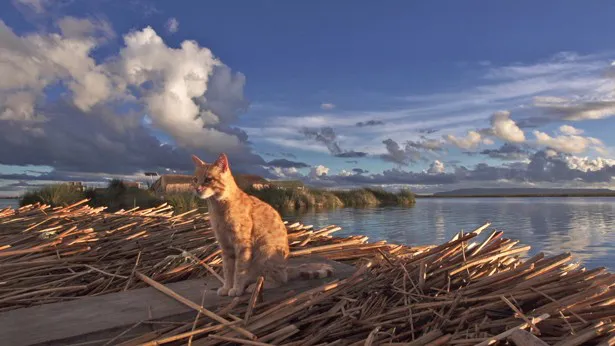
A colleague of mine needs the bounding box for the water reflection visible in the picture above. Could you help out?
[283,197,615,270]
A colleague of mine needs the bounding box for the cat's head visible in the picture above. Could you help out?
[191,153,232,199]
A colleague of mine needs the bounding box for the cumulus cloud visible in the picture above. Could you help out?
[380,139,420,166]
[379,136,446,166]
[490,111,526,143]
[533,129,603,154]
[0,18,266,179]
[300,127,368,158]
[56,16,115,40]
[309,165,329,179]
[559,124,584,135]
[443,130,482,150]
[301,127,341,154]
[261,149,615,191]
[427,160,445,174]
[0,18,114,116]
[320,103,335,110]
[564,155,615,172]
[166,17,179,33]
[479,143,530,161]
[119,27,250,151]
[407,136,445,152]
[269,166,301,179]
[352,168,368,174]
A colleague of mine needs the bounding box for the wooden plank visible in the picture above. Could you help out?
[0,257,354,346]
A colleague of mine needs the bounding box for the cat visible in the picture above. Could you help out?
[191,153,334,297]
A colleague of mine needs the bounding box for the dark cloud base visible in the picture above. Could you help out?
[307,150,615,189]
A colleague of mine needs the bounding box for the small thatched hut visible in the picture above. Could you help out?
[270,180,305,190]
[150,175,193,197]
[233,174,270,190]
[151,173,271,197]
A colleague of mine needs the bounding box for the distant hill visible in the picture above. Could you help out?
[420,188,615,198]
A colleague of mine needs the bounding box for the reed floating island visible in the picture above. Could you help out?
[1,200,615,345]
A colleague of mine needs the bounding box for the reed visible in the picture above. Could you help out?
[1,202,614,344]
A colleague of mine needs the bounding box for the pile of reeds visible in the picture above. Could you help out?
[0,200,391,313]
[2,201,615,345]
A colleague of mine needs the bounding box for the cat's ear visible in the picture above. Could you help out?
[191,155,206,167]
[214,153,229,172]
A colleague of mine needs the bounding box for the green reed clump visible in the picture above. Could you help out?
[245,186,414,210]
[164,192,207,214]
[20,184,84,207]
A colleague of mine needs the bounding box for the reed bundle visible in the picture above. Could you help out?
[2,201,615,345]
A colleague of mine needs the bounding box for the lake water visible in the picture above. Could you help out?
[3,197,615,270]
[0,199,18,209]
[282,197,615,271]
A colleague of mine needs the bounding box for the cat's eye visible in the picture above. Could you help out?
[192,177,198,184]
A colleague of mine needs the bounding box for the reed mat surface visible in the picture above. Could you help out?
[1,200,614,345]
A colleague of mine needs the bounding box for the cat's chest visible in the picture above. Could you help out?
[209,205,245,232]
[210,213,239,231]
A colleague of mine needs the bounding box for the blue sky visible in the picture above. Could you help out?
[1,0,615,195]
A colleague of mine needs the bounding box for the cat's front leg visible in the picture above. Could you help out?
[217,249,235,296]
[228,244,252,297]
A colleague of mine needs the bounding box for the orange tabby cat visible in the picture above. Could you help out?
[192,153,333,296]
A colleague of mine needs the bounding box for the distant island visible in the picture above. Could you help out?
[416,188,615,198]
[13,176,415,213]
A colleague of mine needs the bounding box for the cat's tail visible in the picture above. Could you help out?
[287,263,334,280]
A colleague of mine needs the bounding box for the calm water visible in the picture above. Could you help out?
[282,197,615,271]
[3,197,615,270]
[0,199,18,209]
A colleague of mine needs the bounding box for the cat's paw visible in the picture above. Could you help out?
[245,284,256,294]
[228,287,244,297]
[217,286,230,296]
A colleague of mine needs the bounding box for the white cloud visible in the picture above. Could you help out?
[444,130,482,150]
[482,138,495,145]
[0,18,113,116]
[269,166,300,178]
[0,18,257,162]
[309,165,329,179]
[559,124,584,136]
[564,155,615,172]
[57,16,115,40]
[533,130,604,154]
[320,103,335,110]
[545,149,559,158]
[427,160,445,174]
[490,110,525,143]
[534,96,615,121]
[0,91,39,122]
[166,18,179,34]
